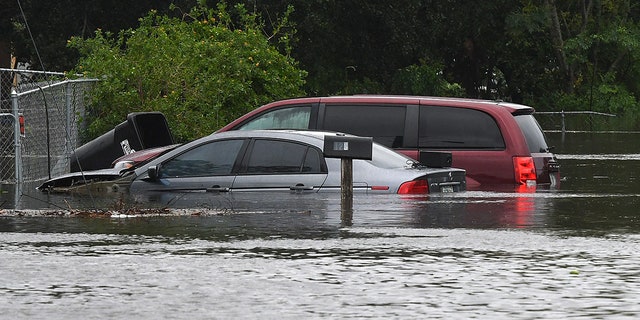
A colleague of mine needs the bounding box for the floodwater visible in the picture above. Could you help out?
[1,131,640,319]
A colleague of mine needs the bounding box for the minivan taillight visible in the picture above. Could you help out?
[513,156,537,185]
[397,180,429,194]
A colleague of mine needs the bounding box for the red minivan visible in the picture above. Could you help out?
[218,95,560,190]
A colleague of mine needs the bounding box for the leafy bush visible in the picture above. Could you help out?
[390,60,464,97]
[69,2,306,142]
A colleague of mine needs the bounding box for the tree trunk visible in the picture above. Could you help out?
[545,0,574,93]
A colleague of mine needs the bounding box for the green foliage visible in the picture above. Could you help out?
[536,70,638,130]
[68,3,306,142]
[341,77,385,95]
[391,60,464,97]
[8,0,640,130]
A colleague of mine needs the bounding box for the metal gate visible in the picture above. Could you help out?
[0,68,96,184]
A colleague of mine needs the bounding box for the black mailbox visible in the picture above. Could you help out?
[323,134,373,160]
[419,151,452,168]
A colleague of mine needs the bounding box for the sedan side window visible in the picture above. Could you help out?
[243,139,324,174]
[237,106,311,130]
[160,139,244,177]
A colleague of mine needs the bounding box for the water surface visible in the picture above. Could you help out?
[1,131,639,319]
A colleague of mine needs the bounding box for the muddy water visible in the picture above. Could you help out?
[1,131,639,319]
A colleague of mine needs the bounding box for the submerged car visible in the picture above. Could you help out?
[38,130,466,194]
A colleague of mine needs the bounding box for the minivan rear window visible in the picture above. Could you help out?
[418,106,505,149]
[515,114,550,153]
[323,105,406,148]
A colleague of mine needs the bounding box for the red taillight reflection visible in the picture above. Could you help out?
[513,156,537,185]
[397,180,429,194]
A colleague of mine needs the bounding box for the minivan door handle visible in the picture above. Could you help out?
[290,183,314,191]
[206,185,230,192]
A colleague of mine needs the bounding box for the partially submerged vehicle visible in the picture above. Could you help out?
[39,130,466,195]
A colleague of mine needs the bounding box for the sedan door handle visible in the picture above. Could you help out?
[290,183,314,191]
[206,185,230,192]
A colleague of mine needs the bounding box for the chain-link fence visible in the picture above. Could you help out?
[535,111,619,133]
[0,68,96,184]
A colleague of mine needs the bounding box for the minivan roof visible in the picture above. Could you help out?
[265,95,534,113]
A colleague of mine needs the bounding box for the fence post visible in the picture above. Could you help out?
[340,158,354,226]
[65,82,73,163]
[11,89,22,184]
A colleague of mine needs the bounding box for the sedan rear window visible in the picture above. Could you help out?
[368,144,416,169]
[244,139,324,174]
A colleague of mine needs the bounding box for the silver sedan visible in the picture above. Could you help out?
[39,130,466,194]
[129,130,466,194]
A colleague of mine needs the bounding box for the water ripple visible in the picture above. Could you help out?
[1,230,638,319]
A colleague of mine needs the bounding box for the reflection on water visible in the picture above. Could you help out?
[549,130,640,155]
[1,132,640,318]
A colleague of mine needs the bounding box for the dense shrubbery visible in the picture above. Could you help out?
[390,60,464,97]
[68,3,306,142]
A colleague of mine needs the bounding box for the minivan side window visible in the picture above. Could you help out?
[243,139,324,174]
[419,106,505,149]
[238,106,311,130]
[323,105,406,148]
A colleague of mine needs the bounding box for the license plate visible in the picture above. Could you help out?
[441,186,454,193]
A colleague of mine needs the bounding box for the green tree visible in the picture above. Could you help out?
[236,0,534,99]
[8,0,640,128]
[69,2,306,142]
[390,60,464,97]
[505,0,640,117]
[6,0,198,71]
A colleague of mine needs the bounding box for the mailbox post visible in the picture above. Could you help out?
[323,134,373,226]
